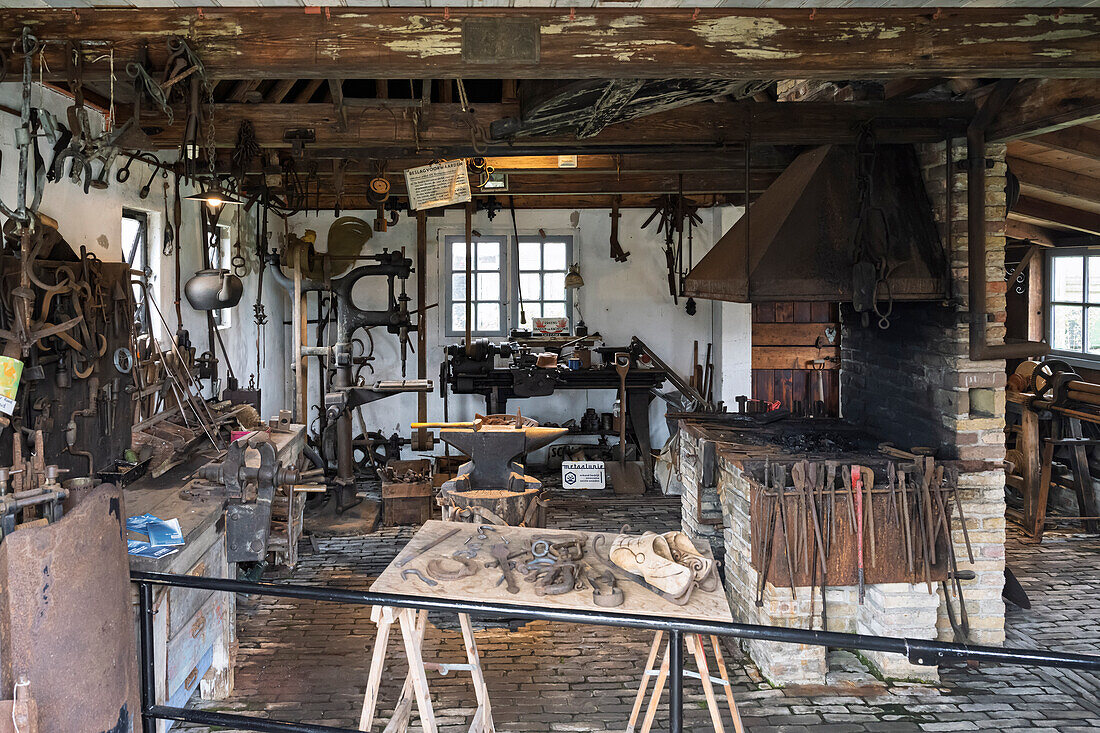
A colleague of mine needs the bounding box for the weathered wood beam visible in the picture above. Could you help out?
[1005,219,1060,246]
[1009,157,1100,208]
[988,79,1100,141]
[316,170,777,197]
[3,9,1100,81]
[310,192,752,211]
[267,79,298,104]
[328,79,348,133]
[1011,195,1100,237]
[228,80,262,103]
[1027,126,1100,164]
[130,100,972,154]
[293,79,324,105]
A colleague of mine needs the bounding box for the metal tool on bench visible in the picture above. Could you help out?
[196,436,314,563]
[607,352,647,495]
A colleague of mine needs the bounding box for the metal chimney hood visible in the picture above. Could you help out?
[683,144,946,303]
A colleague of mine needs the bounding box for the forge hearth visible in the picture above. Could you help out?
[676,416,998,686]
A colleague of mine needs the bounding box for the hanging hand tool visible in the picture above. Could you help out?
[755,489,777,607]
[608,196,629,262]
[774,468,796,599]
[852,465,865,604]
[861,466,876,568]
[898,468,914,577]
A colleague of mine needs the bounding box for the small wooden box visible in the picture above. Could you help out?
[382,459,433,526]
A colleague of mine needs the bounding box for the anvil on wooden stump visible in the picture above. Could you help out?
[436,415,567,527]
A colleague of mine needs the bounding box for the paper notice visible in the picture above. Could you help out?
[404,160,472,210]
[0,356,23,416]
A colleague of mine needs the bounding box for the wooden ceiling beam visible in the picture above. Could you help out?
[267,79,298,104]
[1011,196,1100,237]
[988,79,1100,142]
[1026,126,1100,164]
[1004,219,1061,247]
[227,80,263,103]
[3,9,1100,81]
[1009,157,1100,208]
[293,79,324,105]
[128,99,972,154]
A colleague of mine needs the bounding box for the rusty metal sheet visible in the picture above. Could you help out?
[0,484,138,733]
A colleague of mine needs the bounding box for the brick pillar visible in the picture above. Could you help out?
[857,583,941,682]
[917,139,1008,647]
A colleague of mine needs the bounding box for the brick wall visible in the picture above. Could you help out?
[842,140,1009,648]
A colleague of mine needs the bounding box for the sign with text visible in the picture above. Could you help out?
[404,160,471,210]
[533,317,569,335]
[562,461,605,490]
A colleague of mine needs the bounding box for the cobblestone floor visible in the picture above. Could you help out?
[178,491,1100,732]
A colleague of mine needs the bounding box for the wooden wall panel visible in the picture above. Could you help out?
[750,301,841,417]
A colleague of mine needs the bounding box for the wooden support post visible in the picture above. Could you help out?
[416,211,429,450]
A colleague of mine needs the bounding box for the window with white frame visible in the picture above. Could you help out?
[516,235,570,325]
[444,233,573,339]
[1048,248,1100,360]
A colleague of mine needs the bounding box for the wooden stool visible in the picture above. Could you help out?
[358,607,496,732]
[627,631,744,733]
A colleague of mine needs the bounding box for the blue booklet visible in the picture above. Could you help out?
[127,540,179,559]
[126,513,185,547]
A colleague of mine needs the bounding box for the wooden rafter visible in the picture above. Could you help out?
[1027,126,1100,164]
[3,9,1100,81]
[293,79,324,105]
[1011,196,1100,237]
[988,79,1100,141]
[1009,157,1100,209]
[128,99,973,155]
[267,79,298,104]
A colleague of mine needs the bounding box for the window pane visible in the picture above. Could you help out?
[1053,256,1085,303]
[452,241,467,270]
[1052,304,1084,352]
[1089,307,1100,354]
[543,301,567,319]
[519,273,541,300]
[518,241,541,271]
[452,273,466,300]
[476,272,500,301]
[476,304,500,332]
[543,241,567,271]
[543,272,566,298]
[451,303,466,333]
[477,240,500,270]
[522,302,542,320]
[1090,257,1100,302]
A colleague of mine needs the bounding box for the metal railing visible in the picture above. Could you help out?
[133,570,1100,733]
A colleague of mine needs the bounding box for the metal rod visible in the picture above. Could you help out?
[138,582,157,733]
[669,629,684,733]
[147,706,360,733]
[130,571,1100,672]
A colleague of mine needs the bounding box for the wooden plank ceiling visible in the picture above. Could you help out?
[3,8,1100,214]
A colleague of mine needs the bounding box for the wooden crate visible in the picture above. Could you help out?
[382,479,433,526]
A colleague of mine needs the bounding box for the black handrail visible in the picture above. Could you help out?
[133,570,1100,733]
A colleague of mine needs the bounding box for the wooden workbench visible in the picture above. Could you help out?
[125,425,306,732]
[363,521,733,733]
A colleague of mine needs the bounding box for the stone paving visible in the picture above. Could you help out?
[177,490,1100,732]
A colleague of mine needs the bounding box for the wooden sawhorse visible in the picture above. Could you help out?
[628,631,744,733]
[358,606,496,732]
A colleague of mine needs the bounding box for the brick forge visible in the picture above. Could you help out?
[676,140,1010,686]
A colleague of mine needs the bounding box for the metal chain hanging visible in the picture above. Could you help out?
[849,125,896,329]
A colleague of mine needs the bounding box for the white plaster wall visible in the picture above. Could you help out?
[283,204,749,458]
[0,82,288,418]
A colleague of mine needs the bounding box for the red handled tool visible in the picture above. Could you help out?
[852,465,865,604]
